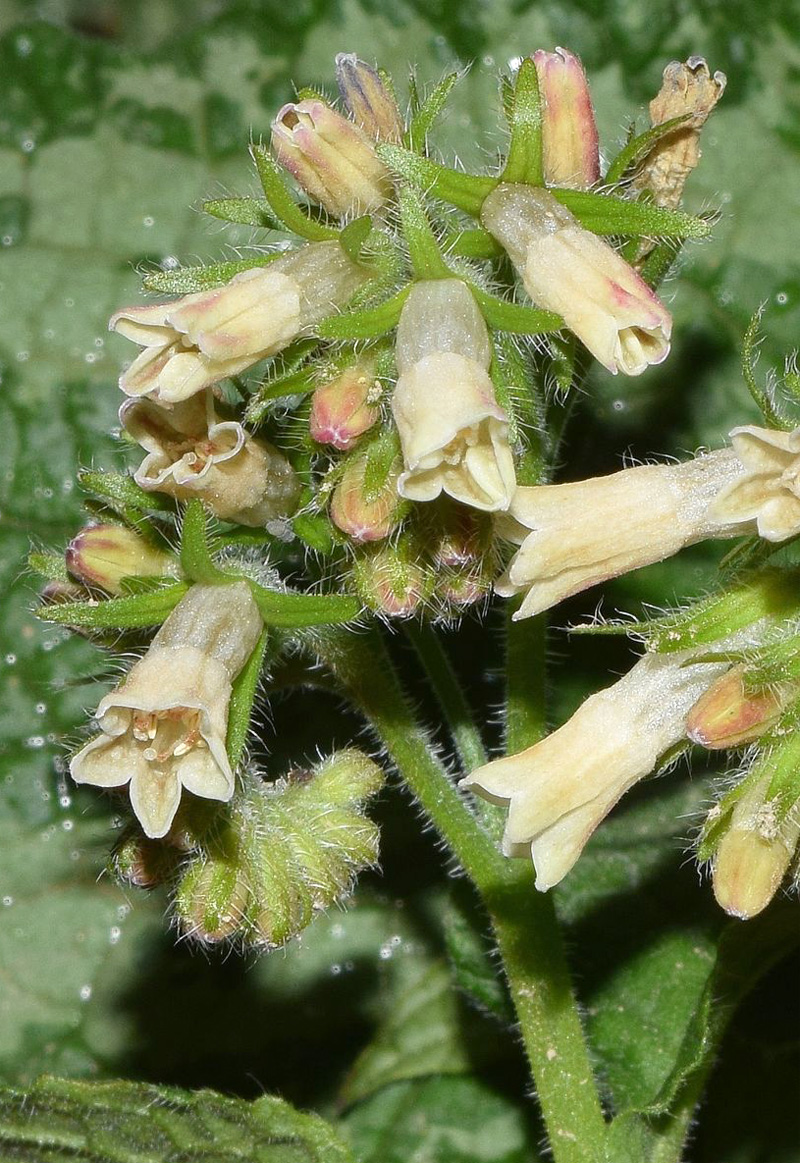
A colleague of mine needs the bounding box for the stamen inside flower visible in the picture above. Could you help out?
[132,709,205,765]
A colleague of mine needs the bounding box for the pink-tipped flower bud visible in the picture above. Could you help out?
[330,449,403,543]
[353,542,432,618]
[686,665,786,750]
[335,53,404,143]
[66,524,179,594]
[309,360,382,450]
[532,48,599,189]
[271,98,393,217]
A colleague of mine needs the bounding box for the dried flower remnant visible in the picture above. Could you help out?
[271,98,393,216]
[70,583,262,838]
[122,392,300,527]
[482,184,672,375]
[112,243,369,404]
[392,280,516,512]
[532,47,600,188]
[635,56,726,210]
[462,648,736,891]
[496,448,744,619]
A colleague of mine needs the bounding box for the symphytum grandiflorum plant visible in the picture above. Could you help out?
[23,45,800,1163]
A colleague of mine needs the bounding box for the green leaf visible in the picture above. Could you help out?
[251,144,339,242]
[442,890,514,1024]
[35,582,189,629]
[397,186,451,279]
[342,961,473,1105]
[343,1076,536,1163]
[338,215,374,263]
[500,58,543,186]
[142,254,284,294]
[553,188,711,239]
[443,227,503,259]
[377,145,497,217]
[0,1076,356,1162]
[203,196,284,230]
[226,628,269,768]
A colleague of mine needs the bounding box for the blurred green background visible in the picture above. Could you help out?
[0,1,798,1159]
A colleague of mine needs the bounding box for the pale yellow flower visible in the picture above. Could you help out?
[392,280,516,512]
[709,425,800,542]
[71,583,262,838]
[481,184,672,375]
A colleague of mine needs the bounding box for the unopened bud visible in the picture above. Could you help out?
[309,360,381,450]
[426,500,491,569]
[271,98,393,217]
[66,524,178,594]
[110,829,178,889]
[335,53,404,143]
[175,858,250,943]
[712,777,800,919]
[330,448,403,542]
[352,541,432,617]
[532,47,599,188]
[40,578,87,605]
[686,665,786,750]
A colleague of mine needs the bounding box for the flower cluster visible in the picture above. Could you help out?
[36,48,800,942]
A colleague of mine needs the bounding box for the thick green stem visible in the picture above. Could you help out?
[314,625,609,1163]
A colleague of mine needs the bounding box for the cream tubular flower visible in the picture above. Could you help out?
[480,184,672,375]
[462,648,732,890]
[497,448,744,619]
[121,391,300,527]
[111,243,368,404]
[71,583,262,839]
[391,280,516,512]
[532,47,600,188]
[708,425,800,542]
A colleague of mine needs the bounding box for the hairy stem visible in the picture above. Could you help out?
[314,624,609,1163]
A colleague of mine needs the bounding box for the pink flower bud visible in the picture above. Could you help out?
[329,449,402,543]
[353,543,430,617]
[532,48,599,188]
[335,53,404,143]
[309,361,381,450]
[686,665,786,750]
[66,524,178,594]
[271,98,393,217]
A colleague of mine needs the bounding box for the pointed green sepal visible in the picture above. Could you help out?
[741,307,792,430]
[316,285,412,340]
[500,58,544,186]
[553,188,711,239]
[405,70,462,152]
[179,501,232,584]
[251,143,340,241]
[637,237,683,289]
[29,550,70,583]
[604,114,693,186]
[469,284,563,335]
[202,197,284,230]
[245,368,316,425]
[377,145,498,217]
[397,185,451,279]
[248,583,361,628]
[227,628,270,768]
[142,254,284,295]
[35,582,189,629]
[444,227,503,260]
[338,215,374,262]
[78,470,173,528]
[292,511,337,554]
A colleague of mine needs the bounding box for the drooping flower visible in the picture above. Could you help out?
[391,280,516,512]
[121,391,300,527]
[271,98,393,217]
[111,243,368,404]
[708,425,800,542]
[532,47,599,188]
[462,647,735,891]
[71,582,262,838]
[481,183,672,375]
[496,448,744,619]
